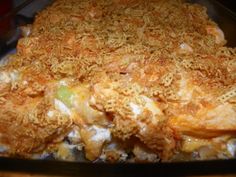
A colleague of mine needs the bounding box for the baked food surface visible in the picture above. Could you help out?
[0,0,236,162]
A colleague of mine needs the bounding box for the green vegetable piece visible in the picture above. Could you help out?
[56,85,74,107]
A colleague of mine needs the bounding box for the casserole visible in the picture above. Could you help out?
[0,0,236,176]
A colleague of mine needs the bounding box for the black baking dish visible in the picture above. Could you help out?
[0,0,236,176]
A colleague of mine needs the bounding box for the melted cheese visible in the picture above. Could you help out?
[54,99,71,116]
[182,136,210,152]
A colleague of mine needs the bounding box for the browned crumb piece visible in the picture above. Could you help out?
[0,97,72,155]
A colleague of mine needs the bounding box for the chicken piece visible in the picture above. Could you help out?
[91,80,178,159]
[0,69,73,156]
[80,125,111,161]
[166,56,236,138]
[71,84,109,126]
[168,103,236,138]
[49,82,113,161]
[206,25,226,45]
[0,96,72,155]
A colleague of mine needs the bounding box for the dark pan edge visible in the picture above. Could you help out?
[0,157,236,177]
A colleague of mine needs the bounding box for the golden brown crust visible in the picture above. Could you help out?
[0,97,72,155]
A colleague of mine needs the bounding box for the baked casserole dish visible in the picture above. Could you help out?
[0,0,236,163]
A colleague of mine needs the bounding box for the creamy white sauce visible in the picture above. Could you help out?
[9,71,19,82]
[180,43,193,53]
[47,110,55,118]
[22,80,28,85]
[106,142,118,149]
[129,96,162,131]
[0,71,19,84]
[59,80,68,86]
[0,54,10,66]
[90,96,96,105]
[0,145,8,153]
[0,72,11,83]
[65,129,83,149]
[129,102,141,118]
[138,122,147,133]
[90,126,111,142]
[67,129,81,141]
[129,96,162,127]
[227,139,236,157]
[142,96,162,116]
[130,96,162,119]
[177,76,193,101]
[54,99,71,116]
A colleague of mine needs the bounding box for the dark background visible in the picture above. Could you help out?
[217,0,236,13]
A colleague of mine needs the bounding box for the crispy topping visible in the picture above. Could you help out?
[0,0,236,161]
